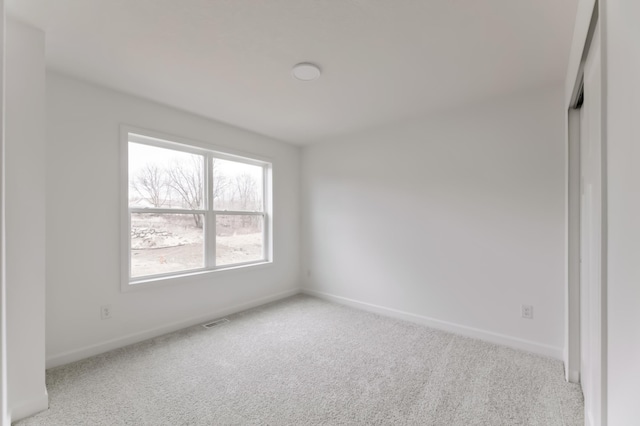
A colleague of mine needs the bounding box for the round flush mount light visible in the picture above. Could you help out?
[292,62,321,81]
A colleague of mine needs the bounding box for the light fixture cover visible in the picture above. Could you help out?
[292,63,321,81]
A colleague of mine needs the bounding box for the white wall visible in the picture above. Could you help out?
[603,0,640,423]
[0,2,7,425]
[5,19,47,421]
[302,86,566,358]
[45,72,301,367]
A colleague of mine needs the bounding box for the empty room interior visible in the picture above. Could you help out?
[1,0,639,425]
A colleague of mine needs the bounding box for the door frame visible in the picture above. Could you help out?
[566,1,607,425]
[0,0,6,424]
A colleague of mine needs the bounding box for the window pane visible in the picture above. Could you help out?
[129,142,204,209]
[216,215,264,266]
[213,159,263,211]
[131,213,204,278]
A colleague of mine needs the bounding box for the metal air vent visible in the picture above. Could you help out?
[202,318,229,329]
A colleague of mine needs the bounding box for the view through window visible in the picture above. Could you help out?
[127,133,269,282]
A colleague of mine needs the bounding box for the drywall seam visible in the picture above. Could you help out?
[303,288,563,360]
[46,288,301,369]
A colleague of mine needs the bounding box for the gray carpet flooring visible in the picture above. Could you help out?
[17,295,583,425]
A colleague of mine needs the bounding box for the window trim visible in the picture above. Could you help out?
[120,125,273,292]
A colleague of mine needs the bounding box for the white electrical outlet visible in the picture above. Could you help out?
[521,305,533,319]
[101,305,113,320]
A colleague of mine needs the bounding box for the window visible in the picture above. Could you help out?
[122,129,271,288]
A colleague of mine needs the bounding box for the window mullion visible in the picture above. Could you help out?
[129,208,206,215]
[262,165,268,261]
[128,212,132,280]
[205,154,216,268]
[209,210,264,216]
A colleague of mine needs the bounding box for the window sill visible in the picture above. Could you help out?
[121,261,273,292]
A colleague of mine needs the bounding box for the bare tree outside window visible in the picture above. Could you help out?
[214,159,263,212]
[130,163,169,208]
[212,158,229,205]
[167,156,204,228]
[233,172,259,211]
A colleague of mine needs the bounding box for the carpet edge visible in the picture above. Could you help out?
[46,287,302,369]
[302,288,563,360]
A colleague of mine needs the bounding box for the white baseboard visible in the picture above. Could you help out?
[567,368,580,383]
[585,411,593,426]
[9,386,48,423]
[303,288,563,360]
[46,288,301,369]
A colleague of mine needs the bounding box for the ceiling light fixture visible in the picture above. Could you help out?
[292,62,321,81]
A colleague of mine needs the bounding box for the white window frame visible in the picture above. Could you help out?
[120,126,273,292]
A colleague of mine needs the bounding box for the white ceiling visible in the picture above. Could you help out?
[8,0,579,144]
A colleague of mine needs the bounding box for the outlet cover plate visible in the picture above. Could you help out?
[101,305,113,320]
